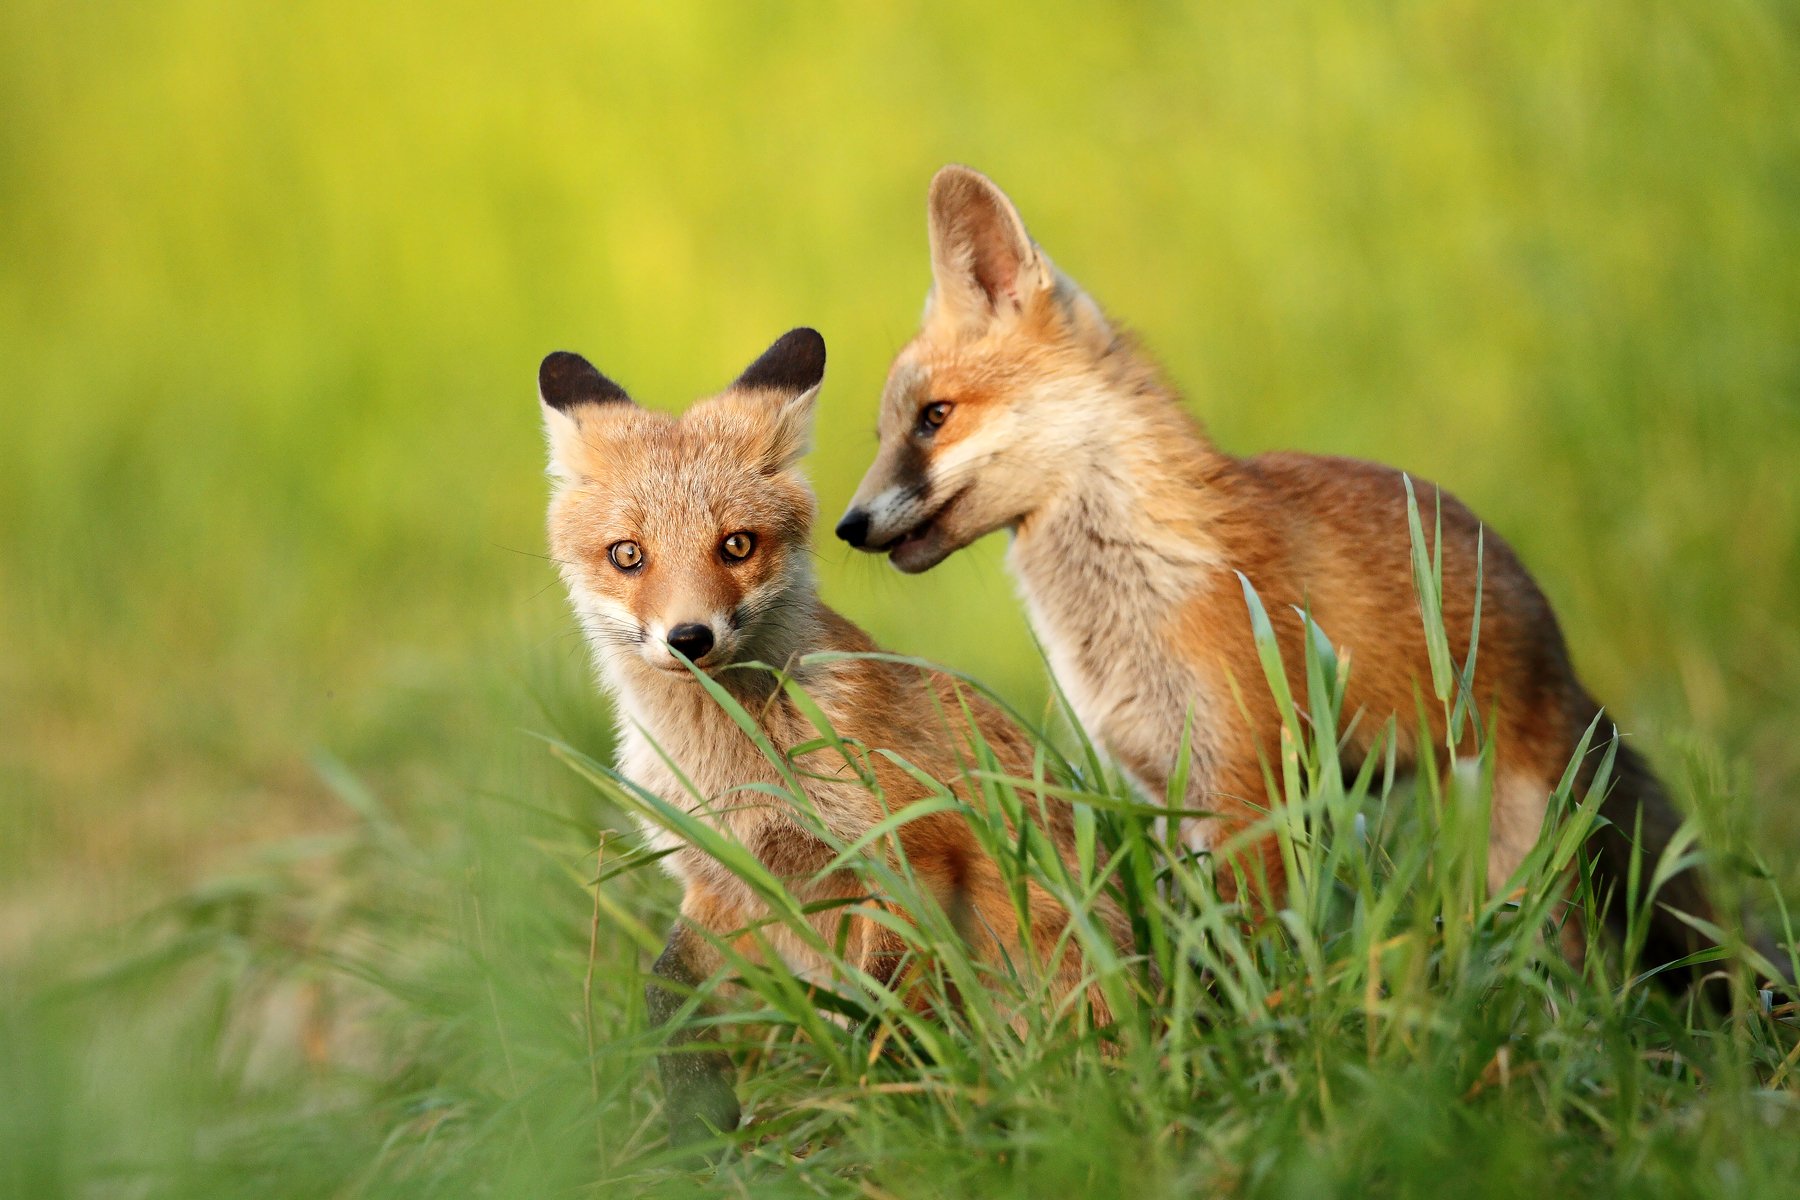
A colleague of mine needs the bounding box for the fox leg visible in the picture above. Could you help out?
[645,891,743,1149]
[1487,766,1554,897]
[1485,713,1596,966]
[1199,749,1290,918]
[859,916,926,1001]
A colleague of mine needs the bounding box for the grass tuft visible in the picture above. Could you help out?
[9,522,1796,1199]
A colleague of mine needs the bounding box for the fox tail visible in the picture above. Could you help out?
[1586,730,1788,997]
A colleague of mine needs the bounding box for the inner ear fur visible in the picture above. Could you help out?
[727,328,826,474]
[927,165,1049,319]
[537,350,633,480]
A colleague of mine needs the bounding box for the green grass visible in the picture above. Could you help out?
[4,0,1800,1196]
[9,554,1797,1198]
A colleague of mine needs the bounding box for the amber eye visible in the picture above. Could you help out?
[917,401,952,435]
[721,531,756,562]
[608,541,643,571]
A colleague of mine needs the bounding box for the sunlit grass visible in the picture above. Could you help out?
[9,507,1798,1197]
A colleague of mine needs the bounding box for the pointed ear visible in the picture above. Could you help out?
[538,350,631,477]
[926,165,1051,325]
[730,326,826,397]
[539,351,630,411]
[729,328,825,473]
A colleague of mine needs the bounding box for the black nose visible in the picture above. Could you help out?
[666,623,715,662]
[835,509,870,548]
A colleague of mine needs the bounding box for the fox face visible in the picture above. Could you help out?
[540,329,825,680]
[837,166,1119,572]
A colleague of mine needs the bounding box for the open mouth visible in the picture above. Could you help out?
[875,519,935,556]
[874,488,966,571]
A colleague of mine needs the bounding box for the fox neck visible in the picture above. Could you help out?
[1005,369,1238,767]
[1014,360,1236,574]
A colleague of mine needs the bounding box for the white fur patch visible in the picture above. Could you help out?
[863,485,914,534]
[1489,770,1552,893]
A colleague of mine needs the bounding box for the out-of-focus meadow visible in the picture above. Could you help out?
[3,2,1798,1195]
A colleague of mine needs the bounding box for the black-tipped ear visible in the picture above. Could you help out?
[730,328,826,396]
[538,351,631,411]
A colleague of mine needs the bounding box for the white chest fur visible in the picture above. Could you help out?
[1008,500,1223,853]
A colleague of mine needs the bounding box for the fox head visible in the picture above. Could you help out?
[835,166,1122,573]
[540,328,824,682]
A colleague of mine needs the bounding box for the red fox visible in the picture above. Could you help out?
[835,165,1718,974]
[539,328,1132,1146]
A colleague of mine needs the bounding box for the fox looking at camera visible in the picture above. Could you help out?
[539,328,1132,1147]
[835,166,1719,975]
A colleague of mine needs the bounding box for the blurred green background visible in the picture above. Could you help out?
[2,0,1797,1154]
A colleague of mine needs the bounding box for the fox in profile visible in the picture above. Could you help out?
[539,328,1132,1147]
[836,165,1717,972]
